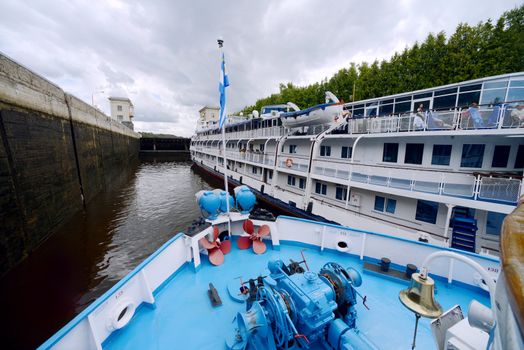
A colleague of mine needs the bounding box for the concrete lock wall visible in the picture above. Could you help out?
[0,53,140,276]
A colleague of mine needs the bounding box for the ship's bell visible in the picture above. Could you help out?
[399,271,443,318]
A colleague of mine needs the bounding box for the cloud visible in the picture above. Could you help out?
[0,0,520,136]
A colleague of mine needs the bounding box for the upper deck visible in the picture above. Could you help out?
[193,72,524,141]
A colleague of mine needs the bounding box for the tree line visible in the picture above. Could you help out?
[240,5,524,115]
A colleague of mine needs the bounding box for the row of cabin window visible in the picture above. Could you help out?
[383,143,524,168]
[397,197,505,234]
[287,175,306,189]
[374,196,397,214]
[346,81,524,117]
[320,145,353,158]
[313,181,349,201]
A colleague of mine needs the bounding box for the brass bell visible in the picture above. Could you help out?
[399,270,443,349]
[399,271,443,318]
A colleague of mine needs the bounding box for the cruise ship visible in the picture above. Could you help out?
[191,73,524,256]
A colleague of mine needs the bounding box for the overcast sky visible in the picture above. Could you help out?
[0,0,520,136]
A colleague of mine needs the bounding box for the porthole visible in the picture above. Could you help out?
[108,300,136,331]
[336,239,350,252]
[117,307,128,322]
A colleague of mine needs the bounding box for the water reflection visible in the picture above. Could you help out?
[0,157,212,349]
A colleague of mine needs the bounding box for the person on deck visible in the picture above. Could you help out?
[413,104,426,130]
[510,104,524,127]
[468,102,483,128]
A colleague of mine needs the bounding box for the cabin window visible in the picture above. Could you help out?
[386,199,397,214]
[431,145,452,165]
[515,145,524,168]
[486,212,506,235]
[507,81,524,101]
[374,196,385,211]
[289,145,297,154]
[394,101,411,114]
[379,104,393,116]
[435,87,458,96]
[415,200,439,224]
[461,144,485,168]
[341,146,352,159]
[460,84,482,92]
[405,143,424,165]
[353,107,364,118]
[335,186,348,201]
[117,105,123,111]
[260,144,265,152]
[457,91,481,108]
[383,143,399,163]
[492,145,511,168]
[299,178,306,189]
[433,94,457,110]
[252,167,258,175]
[320,145,331,157]
[480,88,506,105]
[287,175,296,186]
[315,182,327,195]
[268,170,273,179]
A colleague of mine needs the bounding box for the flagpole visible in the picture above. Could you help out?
[218,38,231,236]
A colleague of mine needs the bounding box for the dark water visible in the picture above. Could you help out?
[0,157,214,349]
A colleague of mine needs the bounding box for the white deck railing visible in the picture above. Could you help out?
[332,104,523,135]
[312,160,522,204]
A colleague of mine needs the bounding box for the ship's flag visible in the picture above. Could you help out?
[219,53,229,129]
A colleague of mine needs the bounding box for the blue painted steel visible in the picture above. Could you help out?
[218,190,235,213]
[197,190,221,220]
[100,243,490,349]
[38,233,185,350]
[234,185,256,214]
[227,259,365,349]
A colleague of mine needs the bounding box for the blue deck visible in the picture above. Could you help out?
[103,243,489,349]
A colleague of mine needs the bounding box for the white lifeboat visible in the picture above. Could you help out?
[280,91,343,128]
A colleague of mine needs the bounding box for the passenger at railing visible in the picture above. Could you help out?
[427,110,451,129]
[486,98,503,128]
[468,102,484,128]
[413,104,426,130]
[413,113,425,130]
[510,104,524,127]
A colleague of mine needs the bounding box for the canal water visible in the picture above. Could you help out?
[0,156,216,349]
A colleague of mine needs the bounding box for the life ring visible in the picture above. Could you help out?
[285,158,293,168]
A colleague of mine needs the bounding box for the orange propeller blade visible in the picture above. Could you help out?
[257,225,270,237]
[219,239,232,255]
[209,248,225,266]
[213,226,220,241]
[237,236,252,250]
[252,239,267,255]
[243,219,254,235]
[199,237,215,250]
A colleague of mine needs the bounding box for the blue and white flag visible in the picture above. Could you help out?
[219,53,230,129]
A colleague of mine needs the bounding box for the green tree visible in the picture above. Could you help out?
[238,5,524,114]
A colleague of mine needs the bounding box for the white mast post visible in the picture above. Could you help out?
[218,38,232,237]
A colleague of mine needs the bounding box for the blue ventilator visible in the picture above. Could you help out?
[234,186,256,214]
[216,190,235,213]
[196,190,221,220]
[226,260,378,350]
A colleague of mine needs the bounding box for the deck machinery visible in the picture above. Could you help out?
[227,260,377,350]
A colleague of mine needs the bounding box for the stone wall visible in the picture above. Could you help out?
[0,53,140,276]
